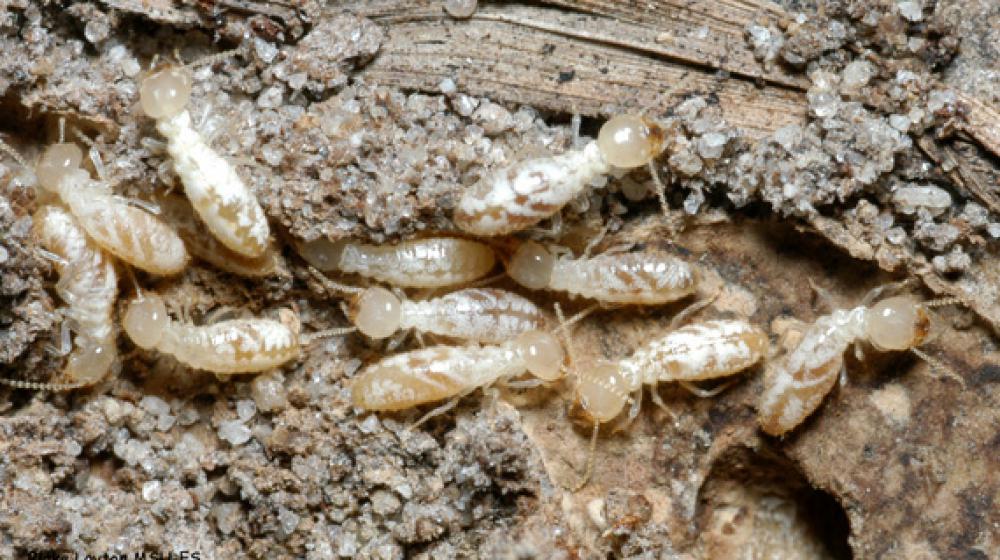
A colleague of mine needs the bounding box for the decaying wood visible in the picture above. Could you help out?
[957,91,1000,162]
[356,0,807,137]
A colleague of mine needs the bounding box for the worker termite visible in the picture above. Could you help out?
[757,284,960,437]
[569,307,768,489]
[158,194,279,277]
[296,236,497,289]
[454,114,666,236]
[139,54,270,258]
[121,291,347,375]
[308,267,545,343]
[0,136,189,276]
[506,240,697,305]
[0,205,118,390]
[350,329,566,427]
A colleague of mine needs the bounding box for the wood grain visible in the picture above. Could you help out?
[356,0,808,137]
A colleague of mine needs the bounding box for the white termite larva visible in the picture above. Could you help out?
[121,292,302,374]
[454,114,665,236]
[297,236,497,288]
[10,205,119,389]
[757,293,935,437]
[310,268,545,342]
[33,143,189,276]
[139,62,270,258]
[506,240,697,305]
[350,331,565,413]
[569,318,767,490]
[158,194,279,277]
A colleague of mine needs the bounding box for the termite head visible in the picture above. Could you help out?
[350,287,402,339]
[123,293,169,349]
[575,360,629,423]
[35,143,83,193]
[513,330,565,381]
[66,338,116,385]
[278,308,301,338]
[596,114,665,169]
[295,237,348,272]
[139,65,193,120]
[507,241,554,290]
[864,295,931,352]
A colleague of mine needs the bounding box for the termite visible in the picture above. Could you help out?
[0,205,118,390]
[506,240,697,305]
[139,55,270,258]
[121,292,346,375]
[0,136,188,276]
[296,236,497,289]
[757,283,960,437]
[350,329,566,427]
[454,114,666,236]
[158,194,279,277]
[569,304,768,489]
[308,267,545,342]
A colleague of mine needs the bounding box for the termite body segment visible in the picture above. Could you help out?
[454,115,665,236]
[507,241,696,305]
[758,295,931,436]
[158,195,278,277]
[301,237,497,288]
[36,144,188,275]
[140,65,270,258]
[122,293,301,374]
[33,205,118,386]
[351,331,565,411]
[349,286,546,343]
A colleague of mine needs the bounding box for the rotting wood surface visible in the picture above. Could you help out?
[356,0,808,137]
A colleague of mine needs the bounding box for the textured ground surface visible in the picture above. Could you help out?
[0,1,998,559]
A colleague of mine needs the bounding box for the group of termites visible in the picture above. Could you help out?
[1,47,963,490]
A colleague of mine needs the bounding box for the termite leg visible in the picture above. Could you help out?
[582,225,609,258]
[502,377,547,390]
[463,271,506,289]
[650,385,676,414]
[571,114,582,149]
[36,248,68,267]
[808,278,837,313]
[203,306,241,325]
[668,292,718,330]
[838,363,849,390]
[624,390,642,427]
[407,394,464,431]
[385,330,410,353]
[678,379,734,398]
[46,320,73,357]
[412,330,426,349]
[860,278,917,307]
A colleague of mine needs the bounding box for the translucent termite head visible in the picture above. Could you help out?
[65,338,116,385]
[35,143,83,192]
[865,295,931,352]
[513,330,565,381]
[507,241,554,290]
[278,308,302,337]
[123,293,169,349]
[296,237,348,272]
[139,65,193,120]
[596,114,665,169]
[350,287,403,339]
[575,360,629,423]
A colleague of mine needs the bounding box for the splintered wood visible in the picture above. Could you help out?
[357,0,807,137]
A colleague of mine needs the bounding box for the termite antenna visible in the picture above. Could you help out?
[125,266,144,297]
[648,161,670,218]
[668,291,719,330]
[184,45,246,71]
[0,136,27,168]
[922,297,963,309]
[57,117,66,144]
[0,377,91,391]
[570,421,600,491]
[911,347,965,387]
[301,326,357,346]
[307,266,365,295]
